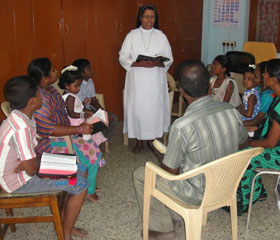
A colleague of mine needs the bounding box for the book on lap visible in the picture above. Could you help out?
[87,108,109,126]
[38,152,77,178]
[136,54,170,63]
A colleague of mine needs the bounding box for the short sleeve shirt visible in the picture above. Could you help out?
[163,96,248,205]
[0,110,37,193]
[77,78,96,102]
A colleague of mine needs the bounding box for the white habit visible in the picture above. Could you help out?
[119,26,173,140]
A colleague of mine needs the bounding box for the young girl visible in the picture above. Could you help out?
[58,65,107,145]
[243,61,275,127]
[239,65,261,121]
[209,55,241,107]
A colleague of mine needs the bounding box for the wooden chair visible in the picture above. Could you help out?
[143,147,264,240]
[0,191,65,240]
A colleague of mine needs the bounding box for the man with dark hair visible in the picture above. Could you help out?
[133,60,248,240]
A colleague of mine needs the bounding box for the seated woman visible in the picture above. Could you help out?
[243,61,275,128]
[28,57,102,203]
[238,59,280,213]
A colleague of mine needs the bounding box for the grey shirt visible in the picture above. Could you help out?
[163,96,248,205]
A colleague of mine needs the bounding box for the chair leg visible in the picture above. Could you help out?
[202,212,207,225]
[5,209,16,233]
[230,199,238,240]
[163,133,168,146]
[183,209,202,240]
[246,172,262,235]
[105,141,109,153]
[49,196,64,240]
[124,133,128,145]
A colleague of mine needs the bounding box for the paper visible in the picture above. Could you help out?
[87,109,108,126]
[152,140,166,154]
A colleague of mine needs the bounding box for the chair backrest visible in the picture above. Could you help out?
[96,93,105,109]
[201,147,263,209]
[226,51,255,74]
[1,101,11,117]
[167,72,176,92]
[243,41,277,64]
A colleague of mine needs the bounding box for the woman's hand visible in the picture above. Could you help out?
[79,122,93,134]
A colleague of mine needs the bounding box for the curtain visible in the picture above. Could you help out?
[256,0,280,46]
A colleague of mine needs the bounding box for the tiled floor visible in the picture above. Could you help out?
[2,122,280,240]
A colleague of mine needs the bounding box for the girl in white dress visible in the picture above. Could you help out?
[119,5,173,153]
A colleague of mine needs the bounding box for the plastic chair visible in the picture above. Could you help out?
[243,42,277,64]
[123,72,175,145]
[143,147,264,240]
[0,190,65,240]
[246,168,280,235]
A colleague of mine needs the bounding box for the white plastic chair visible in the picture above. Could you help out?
[143,147,264,240]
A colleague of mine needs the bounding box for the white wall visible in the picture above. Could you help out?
[201,0,250,65]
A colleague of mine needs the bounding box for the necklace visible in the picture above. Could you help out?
[140,28,154,53]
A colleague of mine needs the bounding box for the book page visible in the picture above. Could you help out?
[41,152,76,165]
[87,109,108,126]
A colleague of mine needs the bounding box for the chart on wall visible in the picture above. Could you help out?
[213,0,240,27]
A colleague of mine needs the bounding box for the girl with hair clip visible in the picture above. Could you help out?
[58,65,107,145]
[28,58,103,203]
[209,55,241,107]
[244,61,275,127]
[238,59,280,214]
[119,4,173,154]
[238,64,261,121]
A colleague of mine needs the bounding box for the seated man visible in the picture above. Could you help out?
[72,59,117,141]
[133,60,248,240]
[0,76,88,240]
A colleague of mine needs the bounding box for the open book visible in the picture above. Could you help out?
[87,108,109,126]
[136,54,170,63]
[38,152,77,178]
[152,139,167,154]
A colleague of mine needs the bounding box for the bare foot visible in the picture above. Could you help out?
[95,186,100,192]
[87,193,99,203]
[132,140,143,154]
[72,227,88,238]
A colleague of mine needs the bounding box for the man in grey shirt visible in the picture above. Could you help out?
[133,60,248,240]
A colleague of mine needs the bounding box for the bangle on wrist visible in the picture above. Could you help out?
[77,126,83,134]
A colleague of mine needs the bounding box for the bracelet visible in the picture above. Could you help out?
[77,126,83,134]
[80,112,85,119]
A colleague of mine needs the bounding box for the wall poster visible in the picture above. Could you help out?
[213,0,240,27]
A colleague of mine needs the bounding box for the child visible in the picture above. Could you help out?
[58,65,107,145]
[239,65,261,121]
[244,61,275,127]
[72,59,118,142]
[0,76,88,239]
[209,55,241,107]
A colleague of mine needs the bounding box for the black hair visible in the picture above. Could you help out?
[257,61,267,83]
[72,59,90,73]
[28,57,52,83]
[58,67,83,90]
[136,5,159,29]
[176,60,210,98]
[244,64,256,75]
[213,55,231,76]
[4,75,39,110]
[266,59,280,83]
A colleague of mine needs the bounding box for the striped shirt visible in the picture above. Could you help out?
[34,87,70,154]
[163,96,248,205]
[0,110,37,193]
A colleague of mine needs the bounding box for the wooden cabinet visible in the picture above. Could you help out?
[0,0,203,121]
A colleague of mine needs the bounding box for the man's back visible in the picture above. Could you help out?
[163,96,248,205]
